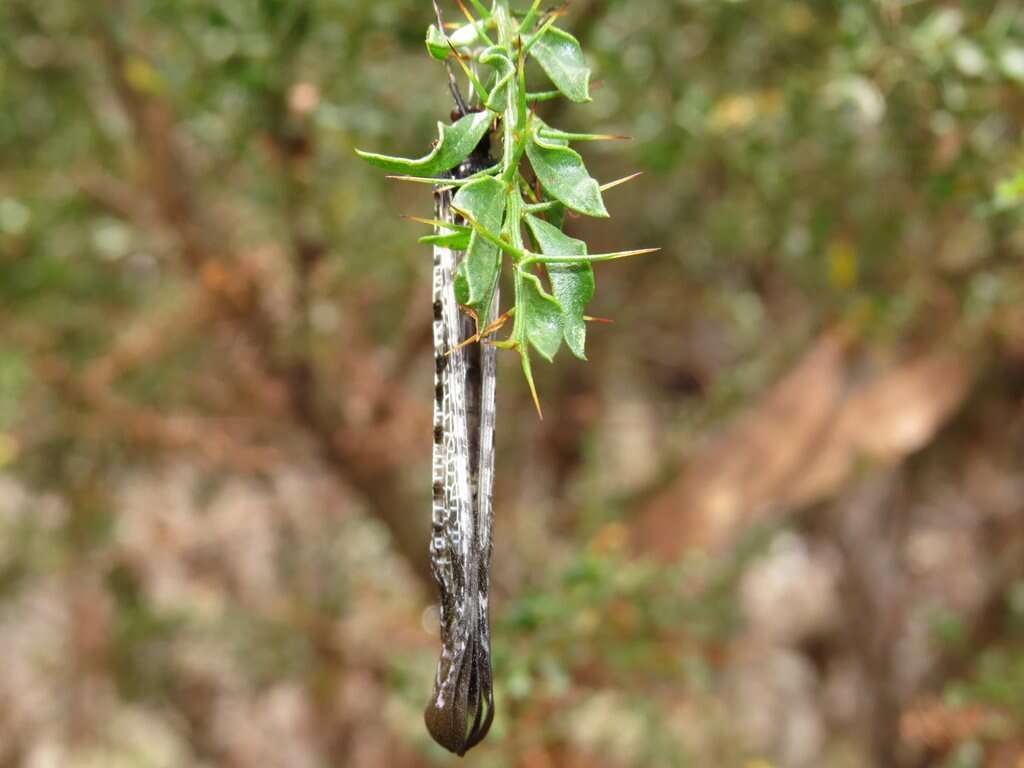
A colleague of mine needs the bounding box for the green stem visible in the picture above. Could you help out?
[527,90,562,103]
[519,0,543,32]
[467,0,491,19]
[452,208,527,260]
[523,200,558,213]
[507,187,524,257]
[521,13,557,57]
[492,0,514,44]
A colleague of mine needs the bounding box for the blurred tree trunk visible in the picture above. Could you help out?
[92,13,435,588]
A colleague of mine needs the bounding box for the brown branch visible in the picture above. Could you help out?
[81,291,212,392]
[634,329,972,557]
[73,170,159,231]
[33,354,279,473]
[828,475,915,768]
[919,533,1024,692]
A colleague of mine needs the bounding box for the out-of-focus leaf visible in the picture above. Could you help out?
[994,171,1024,210]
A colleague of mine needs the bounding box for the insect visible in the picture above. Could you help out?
[423,111,499,756]
[353,2,651,754]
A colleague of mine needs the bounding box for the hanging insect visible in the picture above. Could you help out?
[423,110,498,755]
[356,0,655,755]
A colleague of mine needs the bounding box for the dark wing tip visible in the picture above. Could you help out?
[424,635,495,756]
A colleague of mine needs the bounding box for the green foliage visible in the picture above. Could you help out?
[524,214,593,359]
[949,643,1024,719]
[525,131,609,218]
[0,351,29,433]
[355,0,653,411]
[453,176,508,315]
[994,169,1024,210]
[529,27,591,104]
[355,110,493,176]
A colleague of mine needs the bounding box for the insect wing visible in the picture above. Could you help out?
[424,159,496,755]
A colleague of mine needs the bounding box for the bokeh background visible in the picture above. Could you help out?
[2,1,1024,766]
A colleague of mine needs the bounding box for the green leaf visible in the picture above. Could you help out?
[531,115,568,146]
[453,265,470,306]
[547,203,567,229]
[425,24,450,60]
[355,111,492,177]
[481,47,516,112]
[528,27,591,103]
[419,231,471,249]
[520,272,564,361]
[525,214,594,359]
[452,177,508,320]
[425,22,484,60]
[526,130,608,218]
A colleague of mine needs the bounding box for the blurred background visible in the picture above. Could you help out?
[2,1,1024,766]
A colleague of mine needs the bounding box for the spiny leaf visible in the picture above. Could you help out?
[520,272,564,362]
[452,177,508,323]
[531,114,569,146]
[386,169,498,187]
[524,172,641,215]
[355,110,492,177]
[525,214,594,359]
[526,129,608,218]
[528,26,591,103]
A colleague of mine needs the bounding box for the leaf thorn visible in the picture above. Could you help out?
[600,172,643,192]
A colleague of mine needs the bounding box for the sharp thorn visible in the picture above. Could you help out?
[600,171,643,192]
